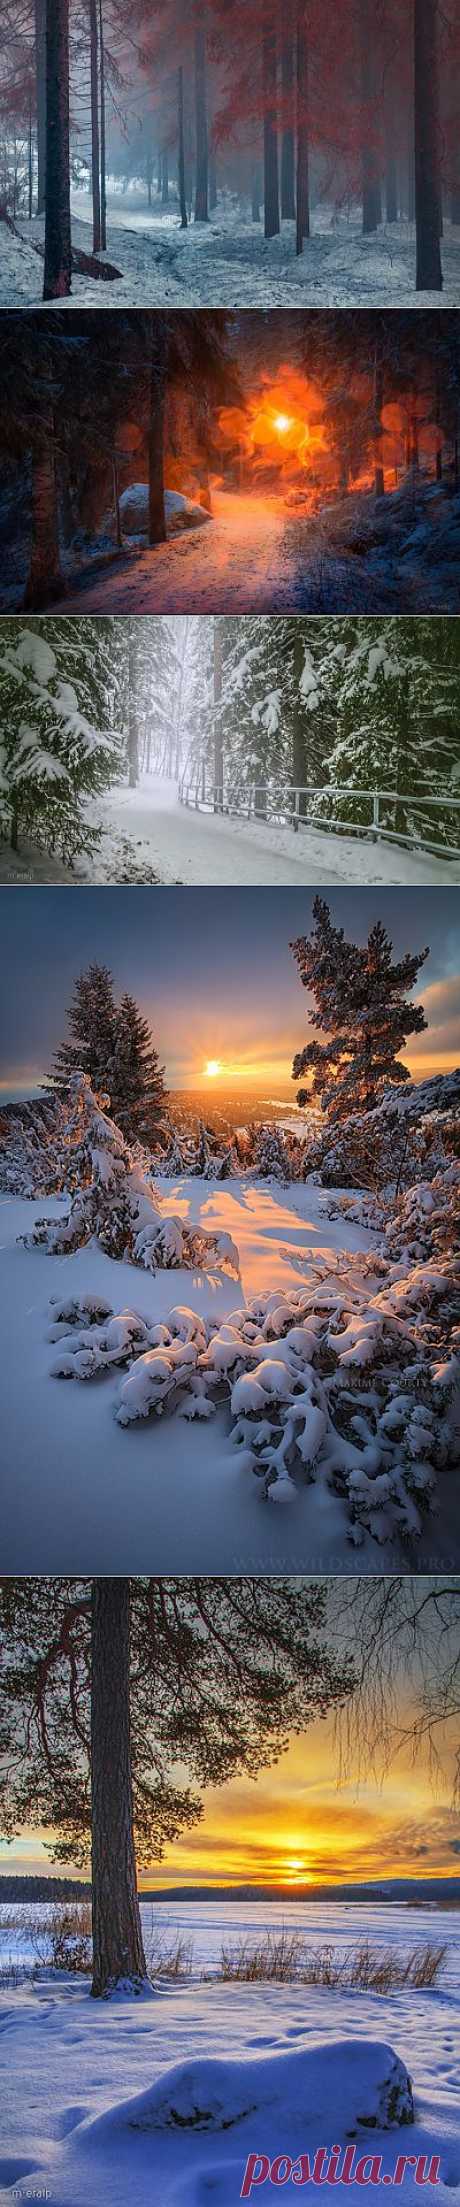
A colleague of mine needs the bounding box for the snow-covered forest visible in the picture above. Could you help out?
[2,309,460,615]
[1,614,459,885]
[1,897,458,1571]
[1,0,460,306]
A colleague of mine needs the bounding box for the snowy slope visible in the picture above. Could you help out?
[2,196,460,308]
[1,1181,457,1575]
[0,1910,459,2207]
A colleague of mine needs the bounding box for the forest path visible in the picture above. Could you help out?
[58,490,403,616]
[90,777,460,887]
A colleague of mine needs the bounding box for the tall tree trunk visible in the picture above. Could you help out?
[213,616,223,811]
[43,0,71,299]
[209,145,217,208]
[373,344,385,496]
[28,94,33,221]
[99,0,107,251]
[10,793,19,851]
[89,0,101,253]
[292,623,307,811]
[178,66,187,226]
[360,0,382,235]
[34,0,47,216]
[128,623,139,785]
[194,13,209,222]
[251,166,261,220]
[161,147,169,203]
[91,1581,147,1998]
[296,0,310,252]
[280,0,295,218]
[263,10,280,237]
[414,0,443,288]
[25,452,63,607]
[24,380,64,608]
[148,324,167,546]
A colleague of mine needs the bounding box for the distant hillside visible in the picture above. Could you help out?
[1,1874,459,1907]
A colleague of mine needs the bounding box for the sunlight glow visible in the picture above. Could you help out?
[274,413,293,434]
[204,1059,222,1079]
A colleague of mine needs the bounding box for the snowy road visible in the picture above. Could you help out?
[84,777,460,888]
[55,486,460,617]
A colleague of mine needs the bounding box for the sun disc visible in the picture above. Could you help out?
[205,1059,221,1079]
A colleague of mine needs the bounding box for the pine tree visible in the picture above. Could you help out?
[48,964,117,1100]
[291,896,429,1120]
[0,1576,351,1996]
[0,620,124,861]
[108,993,168,1150]
[48,966,168,1150]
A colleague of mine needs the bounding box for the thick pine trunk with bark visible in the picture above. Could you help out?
[91,1581,147,1998]
[148,324,167,546]
[281,1,295,218]
[43,0,71,299]
[296,0,310,252]
[373,347,385,496]
[194,15,209,222]
[263,12,280,237]
[34,0,47,215]
[414,0,443,289]
[89,0,101,253]
[24,435,64,609]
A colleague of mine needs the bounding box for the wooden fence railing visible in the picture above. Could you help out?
[178,775,460,860]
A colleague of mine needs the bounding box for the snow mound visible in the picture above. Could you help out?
[119,485,211,538]
[83,2040,413,2140]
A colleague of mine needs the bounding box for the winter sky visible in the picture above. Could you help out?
[0,887,459,1100]
[2,1702,458,1889]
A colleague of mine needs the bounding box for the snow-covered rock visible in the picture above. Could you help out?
[119,485,211,538]
[85,2038,413,2139]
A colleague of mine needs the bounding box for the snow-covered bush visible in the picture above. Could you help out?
[21,1074,239,1279]
[254,1125,291,1181]
[0,1096,79,1197]
[48,1218,459,1541]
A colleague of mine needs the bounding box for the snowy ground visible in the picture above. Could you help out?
[0,1900,458,2207]
[51,485,460,618]
[1,1179,457,1575]
[2,776,458,888]
[1,194,460,307]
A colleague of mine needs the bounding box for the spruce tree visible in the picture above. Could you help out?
[291,897,429,1120]
[48,964,117,1100]
[108,992,168,1149]
[0,620,124,860]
